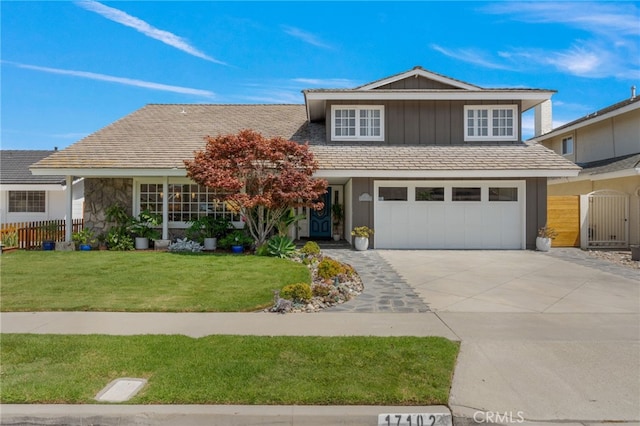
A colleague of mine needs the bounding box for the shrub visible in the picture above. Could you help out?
[267,235,297,258]
[168,238,203,253]
[312,282,332,297]
[280,282,312,303]
[317,258,346,280]
[300,241,321,256]
[106,228,134,251]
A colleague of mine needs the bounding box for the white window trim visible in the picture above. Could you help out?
[133,177,244,229]
[331,105,384,142]
[561,135,574,156]
[464,105,518,142]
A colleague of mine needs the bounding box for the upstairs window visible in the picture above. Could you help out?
[332,105,384,141]
[562,136,573,155]
[464,105,518,141]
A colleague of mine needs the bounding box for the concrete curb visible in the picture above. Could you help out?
[0,404,452,426]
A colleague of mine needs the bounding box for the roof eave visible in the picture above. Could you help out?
[532,100,640,141]
[30,167,188,178]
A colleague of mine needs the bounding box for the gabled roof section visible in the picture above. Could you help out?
[303,66,555,121]
[1,150,65,184]
[355,66,481,91]
[533,96,640,141]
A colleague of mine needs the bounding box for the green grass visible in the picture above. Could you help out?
[0,251,310,312]
[0,334,459,405]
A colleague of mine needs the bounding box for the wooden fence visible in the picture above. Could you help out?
[0,219,84,250]
[547,196,580,247]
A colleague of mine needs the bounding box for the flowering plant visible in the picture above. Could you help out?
[351,226,374,238]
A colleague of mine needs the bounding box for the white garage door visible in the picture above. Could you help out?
[374,180,525,249]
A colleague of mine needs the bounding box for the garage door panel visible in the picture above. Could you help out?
[375,181,524,250]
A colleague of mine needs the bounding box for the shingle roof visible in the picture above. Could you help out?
[31,104,579,174]
[32,104,319,169]
[312,142,580,172]
[1,150,65,184]
[577,153,640,176]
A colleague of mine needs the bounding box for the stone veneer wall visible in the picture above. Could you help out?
[84,178,133,235]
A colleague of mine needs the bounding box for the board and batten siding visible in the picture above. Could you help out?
[325,100,523,145]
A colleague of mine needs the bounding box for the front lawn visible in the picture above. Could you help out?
[0,334,459,405]
[0,251,310,312]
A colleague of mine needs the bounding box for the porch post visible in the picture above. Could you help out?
[162,176,169,240]
[65,175,73,242]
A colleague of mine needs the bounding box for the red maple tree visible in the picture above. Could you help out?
[185,130,328,247]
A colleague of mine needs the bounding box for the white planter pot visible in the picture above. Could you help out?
[135,237,149,250]
[204,237,217,251]
[333,234,340,241]
[536,237,551,252]
[354,236,369,251]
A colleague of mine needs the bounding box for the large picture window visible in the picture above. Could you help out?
[464,105,518,141]
[8,191,45,213]
[139,182,240,224]
[332,105,384,141]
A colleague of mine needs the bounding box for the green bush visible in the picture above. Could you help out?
[281,282,312,303]
[106,229,134,251]
[312,282,331,297]
[300,241,321,256]
[267,235,297,258]
[317,258,346,280]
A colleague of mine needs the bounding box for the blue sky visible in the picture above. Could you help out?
[2,1,639,150]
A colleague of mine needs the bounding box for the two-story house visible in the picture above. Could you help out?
[533,94,640,248]
[30,66,579,249]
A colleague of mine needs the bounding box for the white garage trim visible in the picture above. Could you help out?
[374,180,526,249]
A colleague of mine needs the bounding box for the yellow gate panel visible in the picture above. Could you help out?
[547,196,580,247]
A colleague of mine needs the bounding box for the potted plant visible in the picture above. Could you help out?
[40,222,60,251]
[351,226,374,251]
[219,229,254,254]
[72,229,95,251]
[186,216,230,251]
[332,203,344,241]
[130,210,162,250]
[536,225,558,252]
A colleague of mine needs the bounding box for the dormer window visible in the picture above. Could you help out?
[464,105,518,141]
[331,105,384,141]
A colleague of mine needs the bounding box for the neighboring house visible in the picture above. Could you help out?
[533,94,640,248]
[0,150,84,224]
[30,66,579,249]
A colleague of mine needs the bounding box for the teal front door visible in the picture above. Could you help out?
[310,188,331,239]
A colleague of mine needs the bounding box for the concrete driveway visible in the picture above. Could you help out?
[379,249,640,423]
[379,249,639,313]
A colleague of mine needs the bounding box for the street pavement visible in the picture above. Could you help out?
[1,248,639,425]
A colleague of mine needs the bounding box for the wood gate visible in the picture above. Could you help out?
[547,196,580,247]
[581,190,629,249]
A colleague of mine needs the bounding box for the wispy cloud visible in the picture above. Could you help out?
[481,2,640,36]
[75,0,226,65]
[430,44,512,70]
[6,61,215,98]
[480,2,638,79]
[282,26,332,49]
